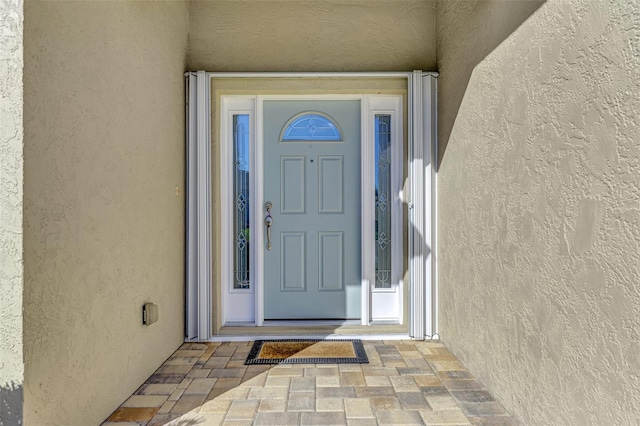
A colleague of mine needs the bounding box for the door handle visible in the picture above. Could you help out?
[264,202,273,250]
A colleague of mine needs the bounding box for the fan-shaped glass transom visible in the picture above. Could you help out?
[281,113,342,141]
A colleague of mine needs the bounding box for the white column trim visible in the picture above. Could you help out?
[185,71,212,341]
[185,75,198,340]
[196,71,212,340]
[409,71,425,339]
[424,75,439,338]
[408,72,439,340]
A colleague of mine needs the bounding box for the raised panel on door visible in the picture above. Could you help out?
[280,156,306,214]
[318,156,343,214]
[318,231,344,291]
[280,232,306,291]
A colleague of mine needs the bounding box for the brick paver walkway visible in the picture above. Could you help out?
[103,340,518,425]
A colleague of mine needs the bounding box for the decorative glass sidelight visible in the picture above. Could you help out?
[375,115,392,288]
[233,115,250,289]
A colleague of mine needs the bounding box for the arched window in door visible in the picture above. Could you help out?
[281,112,342,141]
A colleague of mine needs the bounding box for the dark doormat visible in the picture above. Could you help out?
[245,339,369,365]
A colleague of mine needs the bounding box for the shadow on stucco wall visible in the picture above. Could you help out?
[437,0,545,164]
[0,382,23,425]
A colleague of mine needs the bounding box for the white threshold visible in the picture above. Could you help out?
[224,320,361,327]
[204,334,413,342]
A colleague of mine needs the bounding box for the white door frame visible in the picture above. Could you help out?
[221,94,403,326]
[185,71,438,340]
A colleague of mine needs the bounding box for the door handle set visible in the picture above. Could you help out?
[264,201,273,250]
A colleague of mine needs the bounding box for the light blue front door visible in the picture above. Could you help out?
[263,100,361,319]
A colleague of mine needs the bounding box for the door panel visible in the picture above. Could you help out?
[263,100,361,319]
[318,231,344,291]
[280,156,306,214]
[280,232,306,291]
[318,156,344,213]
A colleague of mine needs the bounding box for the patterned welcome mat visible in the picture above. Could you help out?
[245,339,369,365]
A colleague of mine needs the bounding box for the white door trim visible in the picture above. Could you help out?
[185,71,437,341]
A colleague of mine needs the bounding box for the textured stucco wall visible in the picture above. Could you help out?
[189,0,436,72]
[0,0,24,423]
[23,1,189,424]
[437,1,640,424]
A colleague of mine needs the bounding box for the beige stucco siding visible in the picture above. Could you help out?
[23,1,189,424]
[437,0,640,424]
[0,0,24,422]
[189,0,437,72]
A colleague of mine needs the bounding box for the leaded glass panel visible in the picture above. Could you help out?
[233,115,250,290]
[282,113,342,141]
[375,115,392,289]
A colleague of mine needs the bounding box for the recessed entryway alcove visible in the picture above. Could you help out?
[185,72,438,341]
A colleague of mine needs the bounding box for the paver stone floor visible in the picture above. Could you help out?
[103,340,518,425]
